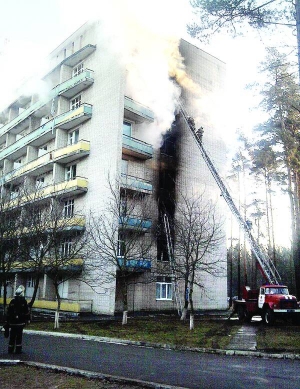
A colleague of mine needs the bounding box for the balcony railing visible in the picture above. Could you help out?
[7,177,88,208]
[119,216,152,231]
[7,258,83,274]
[0,105,92,161]
[122,135,153,159]
[120,173,152,194]
[0,70,94,138]
[124,96,154,122]
[0,140,90,186]
[117,257,151,270]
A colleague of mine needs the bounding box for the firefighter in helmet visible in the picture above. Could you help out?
[5,285,30,354]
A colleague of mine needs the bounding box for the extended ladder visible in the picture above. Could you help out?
[179,104,282,285]
[163,213,183,315]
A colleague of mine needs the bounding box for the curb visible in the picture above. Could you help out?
[23,329,300,360]
[0,360,186,389]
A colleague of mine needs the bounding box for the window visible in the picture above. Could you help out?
[123,121,132,137]
[38,145,48,157]
[13,159,22,169]
[65,164,76,181]
[117,239,126,257]
[27,276,34,288]
[10,186,19,200]
[64,199,74,218]
[68,129,79,145]
[120,195,127,216]
[156,277,173,300]
[70,95,81,110]
[61,239,72,257]
[121,159,128,175]
[73,62,84,77]
[36,176,45,188]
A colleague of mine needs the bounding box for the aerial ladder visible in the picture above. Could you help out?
[163,213,183,316]
[178,103,282,285]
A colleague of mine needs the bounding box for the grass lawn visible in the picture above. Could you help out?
[0,365,145,389]
[257,324,300,352]
[29,316,240,349]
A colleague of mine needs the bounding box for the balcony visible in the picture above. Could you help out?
[117,257,151,270]
[7,177,88,208]
[0,141,90,186]
[122,135,153,160]
[52,140,90,164]
[0,105,92,161]
[120,173,152,194]
[0,70,94,139]
[7,258,83,274]
[57,103,92,130]
[63,44,96,67]
[124,96,154,122]
[58,69,94,99]
[119,216,152,231]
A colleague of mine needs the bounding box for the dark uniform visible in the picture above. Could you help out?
[6,286,30,354]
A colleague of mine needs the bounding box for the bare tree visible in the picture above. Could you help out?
[0,178,88,327]
[87,179,154,324]
[172,191,225,329]
[0,189,23,314]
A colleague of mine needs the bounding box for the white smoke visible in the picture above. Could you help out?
[90,0,196,147]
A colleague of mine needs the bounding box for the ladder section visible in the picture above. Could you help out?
[179,105,282,285]
[163,213,183,315]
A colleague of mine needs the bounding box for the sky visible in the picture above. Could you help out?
[0,0,295,246]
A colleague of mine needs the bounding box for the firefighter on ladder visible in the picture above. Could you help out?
[196,126,204,142]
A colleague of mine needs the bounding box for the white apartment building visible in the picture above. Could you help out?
[0,21,228,315]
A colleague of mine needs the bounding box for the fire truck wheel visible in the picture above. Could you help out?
[264,308,275,325]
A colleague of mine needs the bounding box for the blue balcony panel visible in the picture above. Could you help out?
[121,174,152,194]
[117,257,151,270]
[0,105,92,161]
[124,96,154,122]
[119,216,152,231]
[122,135,153,160]
[59,69,94,99]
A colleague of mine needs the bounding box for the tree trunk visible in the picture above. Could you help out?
[54,282,61,329]
[28,276,40,308]
[122,310,128,325]
[189,313,194,330]
[180,278,189,320]
[181,307,188,321]
[122,279,128,325]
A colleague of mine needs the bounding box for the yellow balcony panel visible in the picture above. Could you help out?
[7,178,88,208]
[52,140,90,164]
[0,297,81,313]
[6,258,83,274]
[44,177,88,198]
[57,104,92,130]
[0,105,92,162]
[3,153,53,184]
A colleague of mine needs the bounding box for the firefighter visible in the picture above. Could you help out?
[196,127,204,142]
[6,285,30,354]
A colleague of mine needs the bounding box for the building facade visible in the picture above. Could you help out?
[0,21,228,315]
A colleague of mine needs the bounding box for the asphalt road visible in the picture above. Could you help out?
[1,332,300,389]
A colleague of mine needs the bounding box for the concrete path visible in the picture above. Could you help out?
[226,324,258,351]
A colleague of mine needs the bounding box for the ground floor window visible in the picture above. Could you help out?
[156,276,173,300]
